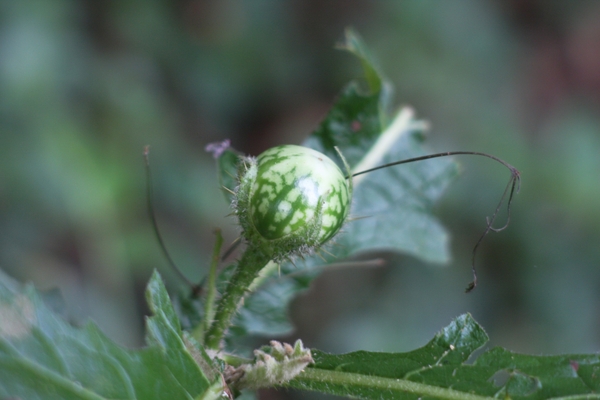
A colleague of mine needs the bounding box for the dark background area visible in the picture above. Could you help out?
[2,1,600,398]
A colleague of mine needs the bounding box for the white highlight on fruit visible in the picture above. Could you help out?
[296,176,319,206]
[250,144,350,244]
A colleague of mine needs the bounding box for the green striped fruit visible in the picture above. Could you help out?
[235,145,351,259]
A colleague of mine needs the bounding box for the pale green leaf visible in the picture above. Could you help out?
[0,269,224,400]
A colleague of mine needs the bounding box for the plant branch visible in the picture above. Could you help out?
[288,367,493,400]
[204,245,272,349]
[191,228,223,343]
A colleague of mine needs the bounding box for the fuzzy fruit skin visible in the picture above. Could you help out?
[236,145,351,260]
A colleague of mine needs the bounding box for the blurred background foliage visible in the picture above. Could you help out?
[2,0,600,392]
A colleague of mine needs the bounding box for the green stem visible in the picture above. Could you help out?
[204,245,272,349]
[192,229,223,343]
[288,367,493,400]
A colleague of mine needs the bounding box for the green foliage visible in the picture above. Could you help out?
[305,30,457,263]
[0,269,221,400]
[289,314,600,399]
[2,22,599,400]
[3,272,600,399]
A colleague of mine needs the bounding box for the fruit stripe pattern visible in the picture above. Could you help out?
[237,145,351,261]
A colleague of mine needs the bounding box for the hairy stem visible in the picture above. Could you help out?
[204,245,272,349]
[203,229,223,333]
[289,367,493,400]
[191,229,224,343]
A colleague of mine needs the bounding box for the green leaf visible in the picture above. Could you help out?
[0,269,225,400]
[287,314,600,400]
[304,29,457,264]
[310,107,456,264]
[336,28,384,95]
